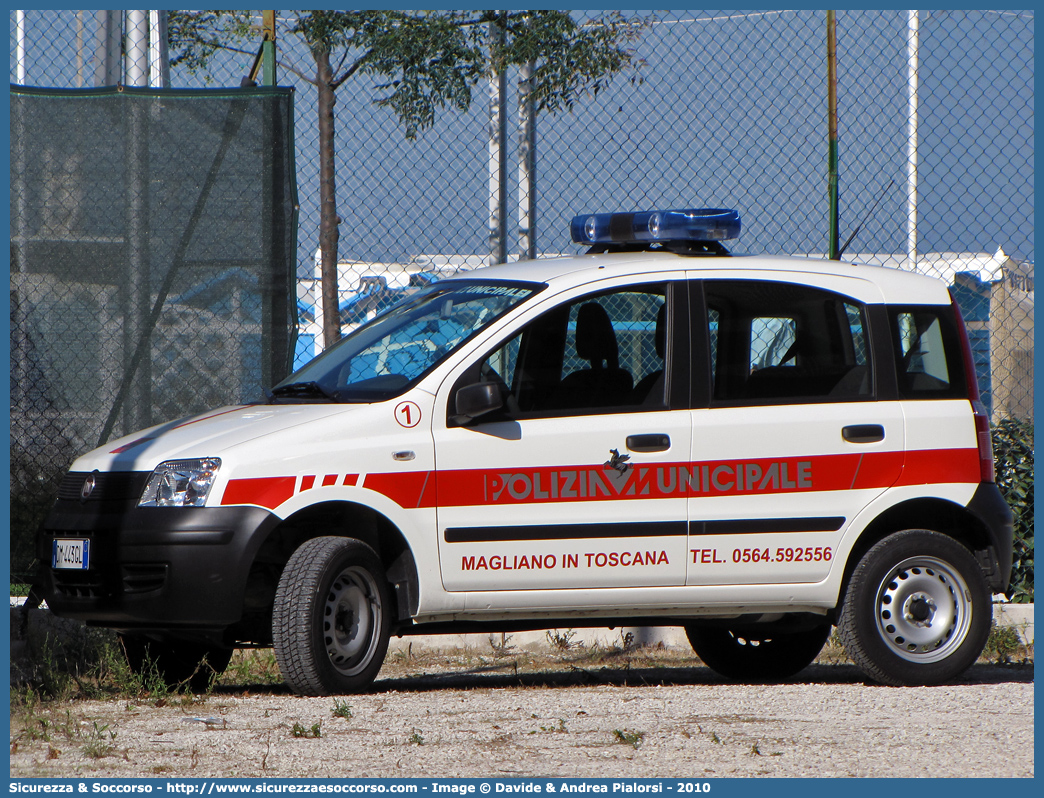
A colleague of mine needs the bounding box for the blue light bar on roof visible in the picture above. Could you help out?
[570,208,741,245]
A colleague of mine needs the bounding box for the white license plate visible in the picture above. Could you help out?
[53,538,90,570]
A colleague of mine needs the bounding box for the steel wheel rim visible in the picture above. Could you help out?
[323,565,382,676]
[874,555,972,663]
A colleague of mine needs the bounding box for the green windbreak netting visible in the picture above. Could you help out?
[10,86,298,579]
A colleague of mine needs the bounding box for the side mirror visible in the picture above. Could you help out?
[453,381,503,424]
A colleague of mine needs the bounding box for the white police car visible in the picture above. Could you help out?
[38,208,1013,694]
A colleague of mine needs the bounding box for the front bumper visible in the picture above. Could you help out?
[37,471,280,634]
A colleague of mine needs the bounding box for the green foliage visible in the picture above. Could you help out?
[536,719,568,733]
[546,628,581,651]
[166,10,651,343]
[167,11,257,76]
[992,419,1033,602]
[222,649,284,686]
[981,622,1028,664]
[291,720,322,739]
[81,720,118,759]
[18,633,191,706]
[10,449,66,584]
[496,11,648,115]
[10,691,118,759]
[612,729,644,749]
[342,11,486,139]
[332,699,353,719]
[9,494,47,584]
[167,10,650,138]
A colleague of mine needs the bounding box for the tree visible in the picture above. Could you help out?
[169,10,648,348]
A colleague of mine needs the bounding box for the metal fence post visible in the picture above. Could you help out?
[263,11,277,86]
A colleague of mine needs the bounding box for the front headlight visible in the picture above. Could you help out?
[139,458,221,507]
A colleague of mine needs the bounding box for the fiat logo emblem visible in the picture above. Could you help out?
[80,472,98,501]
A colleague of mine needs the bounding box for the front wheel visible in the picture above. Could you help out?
[685,623,831,681]
[838,530,991,686]
[272,536,391,696]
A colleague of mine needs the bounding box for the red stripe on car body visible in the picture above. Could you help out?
[220,477,296,510]
[217,449,979,511]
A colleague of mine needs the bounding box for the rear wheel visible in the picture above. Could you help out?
[685,623,831,681]
[272,536,391,696]
[838,529,991,686]
[119,635,232,692]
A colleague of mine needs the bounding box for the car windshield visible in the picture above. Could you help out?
[271,280,541,403]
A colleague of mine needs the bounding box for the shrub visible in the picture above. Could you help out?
[992,418,1033,602]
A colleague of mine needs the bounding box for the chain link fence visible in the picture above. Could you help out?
[9,53,298,580]
[9,10,1034,589]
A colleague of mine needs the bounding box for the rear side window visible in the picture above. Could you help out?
[889,307,967,399]
[705,280,872,404]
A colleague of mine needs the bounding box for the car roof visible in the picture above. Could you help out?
[454,251,953,305]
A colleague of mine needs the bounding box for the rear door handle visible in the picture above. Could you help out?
[843,424,885,444]
[626,434,671,453]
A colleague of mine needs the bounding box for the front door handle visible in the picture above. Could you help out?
[843,424,885,444]
[626,434,671,453]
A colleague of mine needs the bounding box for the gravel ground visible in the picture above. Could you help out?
[9,645,1034,779]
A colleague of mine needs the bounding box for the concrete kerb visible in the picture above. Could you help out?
[991,602,1035,645]
[387,602,1035,653]
[9,599,1033,685]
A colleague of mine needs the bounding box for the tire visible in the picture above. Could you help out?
[685,623,831,681]
[272,536,391,696]
[838,529,991,686]
[119,635,232,693]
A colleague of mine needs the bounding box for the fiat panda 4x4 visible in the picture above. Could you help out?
[38,208,1013,694]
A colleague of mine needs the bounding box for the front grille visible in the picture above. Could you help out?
[52,568,108,599]
[50,561,167,599]
[57,471,150,503]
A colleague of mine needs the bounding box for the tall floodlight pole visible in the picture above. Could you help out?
[149,10,170,88]
[15,10,28,84]
[488,13,508,266]
[518,61,537,260]
[827,10,840,259]
[906,10,920,269]
[126,10,149,84]
[14,10,28,275]
[126,10,152,431]
[94,10,122,86]
[13,12,29,404]
[75,11,85,87]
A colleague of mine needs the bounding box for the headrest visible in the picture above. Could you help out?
[574,302,619,367]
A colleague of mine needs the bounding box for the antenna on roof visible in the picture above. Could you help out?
[837,180,895,260]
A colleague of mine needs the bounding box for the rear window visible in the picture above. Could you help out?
[889,306,968,399]
[705,280,872,404]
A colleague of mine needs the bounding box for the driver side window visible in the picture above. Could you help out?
[459,284,669,421]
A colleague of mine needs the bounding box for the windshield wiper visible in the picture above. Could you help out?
[266,381,337,403]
